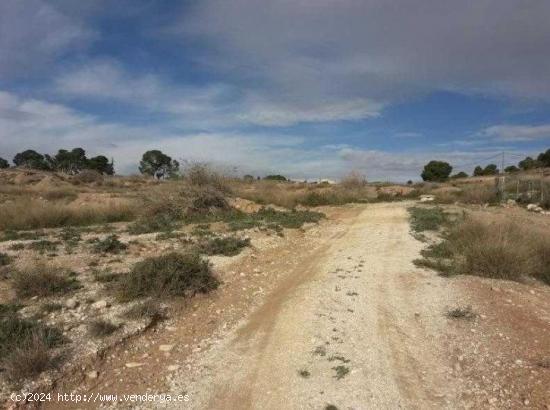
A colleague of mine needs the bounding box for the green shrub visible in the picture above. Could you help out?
[117,252,219,301]
[408,207,448,232]
[199,236,250,256]
[93,234,127,254]
[28,240,60,254]
[0,252,11,266]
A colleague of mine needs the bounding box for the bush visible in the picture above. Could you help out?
[199,236,251,256]
[415,214,550,284]
[93,234,127,254]
[0,252,11,266]
[88,319,120,337]
[186,163,231,193]
[3,334,60,381]
[12,263,80,298]
[459,185,499,205]
[72,170,104,184]
[124,300,165,322]
[408,207,448,232]
[0,311,65,380]
[117,252,219,301]
[28,240,60,254]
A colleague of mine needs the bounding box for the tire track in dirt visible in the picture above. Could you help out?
[156,202,463,409]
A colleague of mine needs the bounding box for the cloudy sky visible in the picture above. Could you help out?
[1,0,550,181]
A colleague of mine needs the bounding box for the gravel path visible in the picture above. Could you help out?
[158,202,460,409]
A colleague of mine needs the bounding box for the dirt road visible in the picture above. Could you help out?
[152,202,460,409]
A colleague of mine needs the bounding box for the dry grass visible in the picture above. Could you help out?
[232,180,374,208]
[88,319,120,338]
[0,199,136,230]
[12,262,80,298]
[416,214,550,284]
[3,334,61,381]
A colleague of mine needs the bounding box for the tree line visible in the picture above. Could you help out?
[421,148,550,182]
[0,148,114,175]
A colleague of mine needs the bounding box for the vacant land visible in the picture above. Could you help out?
[1,168,549,409]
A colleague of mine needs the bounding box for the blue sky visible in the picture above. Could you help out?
[1,0,550,181]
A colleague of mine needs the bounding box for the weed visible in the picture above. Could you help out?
[88,319,120,337]
[0,199,136,231]
[117,252,219,301]
[8,243,25,251]
[313,346,327,356]
[332,365,350,380]
[408,207,448,232]
[12,263,80,297]
[124,300,165,322]
[41,303,63,313]
[328,355,351,363]
[92,269,119,283]
[446,306,476,320]
[0,311,65,361]
[298,369,311,378]
[28,240,60,254]
[93,234,127,254]
[3,334,62,381]
[0,230,45,242]
[0,252,11,266]
[198,236,250,256]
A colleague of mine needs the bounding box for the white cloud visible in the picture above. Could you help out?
[0,0,95,78]
[480,124,550,141]
[55,60,383,127]
[178,0,550,102]
[1,90,527,181]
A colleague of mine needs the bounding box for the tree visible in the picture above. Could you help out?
[0,158,9,169]
[139,150,179,179]
[87,155,114,175]
[482,164,498,175]
[243,174,255,182]
[50,148,88,174]
[537,149,550,167]
[504,165,519,173]
[518,156,542,170]
[451,171,468,179]
[473,166,484,176]
[264,174,287,181]
[420,161,452,182]
[13,150,50,169]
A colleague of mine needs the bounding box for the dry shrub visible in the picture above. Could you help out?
[88,319,120,337]
[3,334,60,381]
[0,199,136,230]
[419,214,550,284]
[72,170,104,184]
[458,185,499,205]
[42,188,78,202]
[129,183,230,233]
[340,171,367,189]
[12,262,80,298]
[185,163,231,194]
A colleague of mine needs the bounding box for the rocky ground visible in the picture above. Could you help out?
[3,201,550,409]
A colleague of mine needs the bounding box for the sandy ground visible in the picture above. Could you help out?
[34,202,550,410]
[151,202,463,409]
